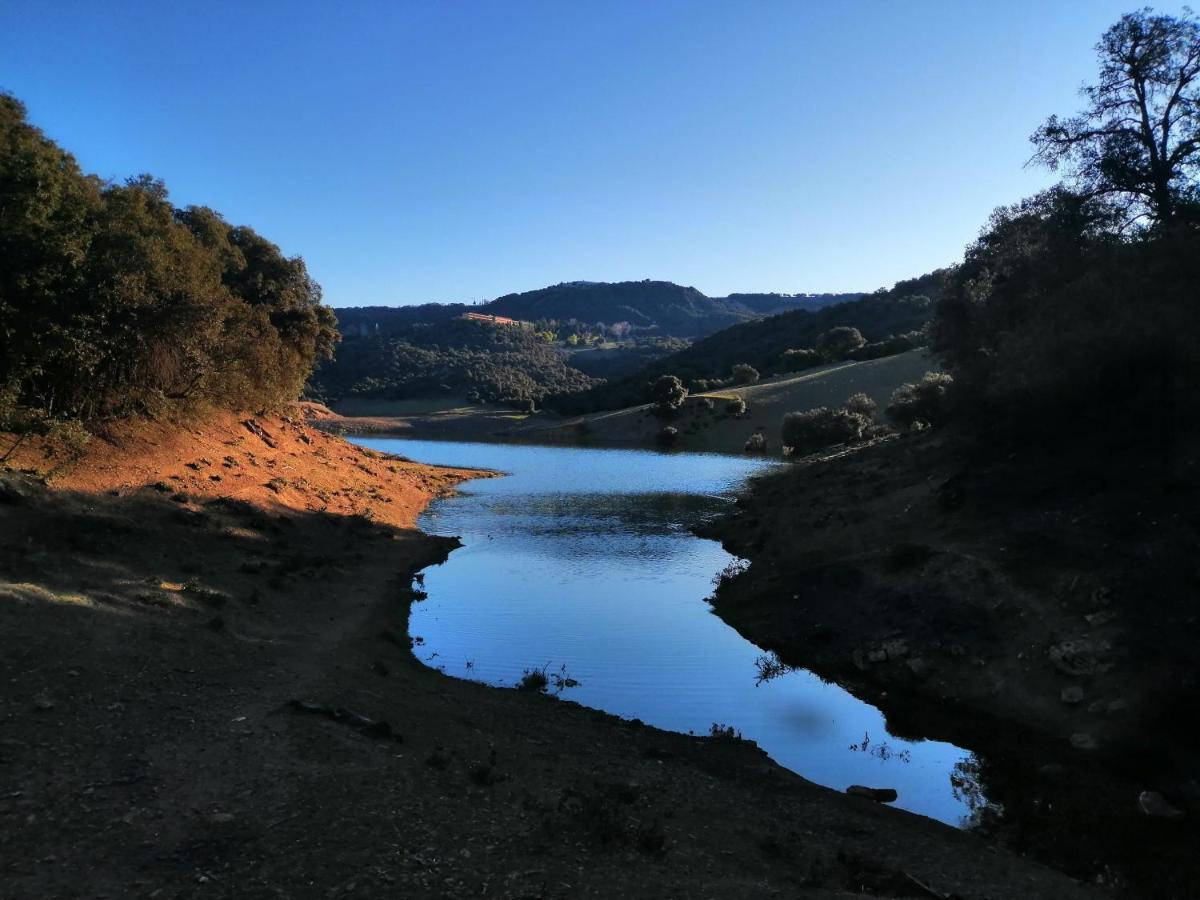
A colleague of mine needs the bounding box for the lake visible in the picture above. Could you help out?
[353,437,984,825]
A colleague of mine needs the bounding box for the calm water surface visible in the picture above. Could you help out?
[355,437,984,824]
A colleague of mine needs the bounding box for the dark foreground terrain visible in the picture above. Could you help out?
[0,417,1098,899]
[703,430,1200,897]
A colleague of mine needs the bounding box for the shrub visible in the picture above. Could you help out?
[781,407,870,455]
[516,667,550,692]
[815,326,867,360]
[886,372,954,432]
[727,395,747,416]
[649,374,687,412]
[744,431,767,453]
[844,392,877,418]
[780,348,822,371]
[730,363,759,385]
[46,419,92,461]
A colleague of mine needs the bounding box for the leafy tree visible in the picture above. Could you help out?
[0,92,338,424]
[781,407,869,455]
[815,326,866,360]
[730,363,759,385]
[649,374,687,412]
[1031,8,1200,226]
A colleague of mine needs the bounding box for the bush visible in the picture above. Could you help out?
[656,425,679,447]
[780,348,823,371]
[886,372,954,432]
[815,326,867,360]
[781,407,871,455]
[727,395,747,416]
[744,431,767,453]
[649,374,687,412]
[844,392,877,418]
[848,330,926,361]
[730,363,759,385]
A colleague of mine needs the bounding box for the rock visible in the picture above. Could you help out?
[906,658,928,677]
[1048,638,1113,676]
[1060,685,1085,705]
[1070,732,1098,751]
[31,692,54,712]
[867,648,888,664]
[1138,790,1185,819]
[881,639,908,660]
[1084,610,1117,626]
[846,785,898,803]
[1106,699,1127,714]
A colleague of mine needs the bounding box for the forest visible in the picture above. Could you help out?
[0,93,338,430]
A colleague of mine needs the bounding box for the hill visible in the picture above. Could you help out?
[332,282,865,341]
[529,350,936,454]
[552,272,945,414]
[307,316,598,407]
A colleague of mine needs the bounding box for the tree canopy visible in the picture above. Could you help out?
[1031,8,1200,226]
[0,93,337,424]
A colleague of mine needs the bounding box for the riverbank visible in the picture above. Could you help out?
[701,429,1200,896]
[1,414,1097,897]
[307,350,935,456]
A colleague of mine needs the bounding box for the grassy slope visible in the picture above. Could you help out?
[532,349,938,454]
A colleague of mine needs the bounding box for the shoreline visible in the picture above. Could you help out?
[0,414,1101,897]
[698,429,1200,895]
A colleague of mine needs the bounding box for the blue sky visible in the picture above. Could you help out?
[0,0,1162,306]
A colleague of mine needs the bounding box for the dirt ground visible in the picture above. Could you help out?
[0,414,1100,898]
[701,429,1200,897]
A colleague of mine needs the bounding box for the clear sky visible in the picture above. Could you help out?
[0,0,1166,306]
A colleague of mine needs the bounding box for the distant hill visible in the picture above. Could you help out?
[332,281,864,341]
[550,271,946,413]
[308,317,598,407]
[528,350,937,454]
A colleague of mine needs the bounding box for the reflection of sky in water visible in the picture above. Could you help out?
[355,437,984,825]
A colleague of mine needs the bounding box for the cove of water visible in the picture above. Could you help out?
[354,437,984,825]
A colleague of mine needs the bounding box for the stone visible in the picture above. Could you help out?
[906,658,928,677]
[867,648,888,664]
[1138,791,1184,819]
[846,785,898,803]
[31,693,54,712]
[1060,685,1084,705]
[881,639,908,660]
[1048,638,1113,676]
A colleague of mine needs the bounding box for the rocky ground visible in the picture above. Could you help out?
[701,429,1200,897]
[0,413,1102,898]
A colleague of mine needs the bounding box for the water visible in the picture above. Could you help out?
[354,437,983,825]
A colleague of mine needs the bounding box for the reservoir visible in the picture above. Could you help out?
[354,437,984,825]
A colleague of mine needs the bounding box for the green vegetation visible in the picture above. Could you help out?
[730,363,759,385]
[885,373,954,432]
[554,280,940,414]
[814,326,867,361]
[781,405,871,456]
[0,93,337,428]
[648,374,688,412]
[934,9,1200,444]
[309,317,598,408]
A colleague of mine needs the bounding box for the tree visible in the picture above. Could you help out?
[1031,8,1200,226]
[815,326,866,360]
[730,363,759,385]
[649,374,687,412]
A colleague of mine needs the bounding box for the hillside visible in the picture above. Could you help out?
[308,316,598,407]
[529,350,937,454]
[552,273,944,414]
[332,282,865,341]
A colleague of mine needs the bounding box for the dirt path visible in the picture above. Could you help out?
[0,417,1100,898]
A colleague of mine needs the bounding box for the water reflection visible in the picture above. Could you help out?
[355,437,988,826]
